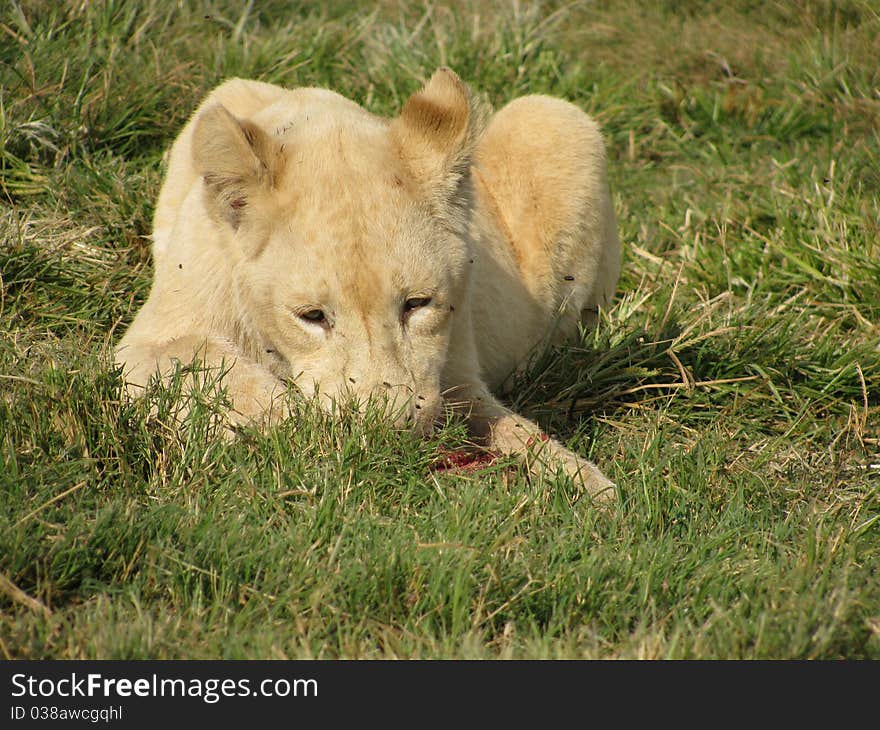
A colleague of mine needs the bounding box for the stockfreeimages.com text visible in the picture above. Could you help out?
[10,673,317,704]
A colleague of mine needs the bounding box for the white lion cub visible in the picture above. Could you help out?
[116,68,621,500]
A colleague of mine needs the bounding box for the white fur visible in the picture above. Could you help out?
[116,69,621,501]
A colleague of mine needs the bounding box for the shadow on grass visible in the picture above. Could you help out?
[498,317,754,439]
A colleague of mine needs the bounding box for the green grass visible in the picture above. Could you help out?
[2,0,878,659]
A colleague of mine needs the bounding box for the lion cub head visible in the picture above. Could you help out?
[190,69,483,432]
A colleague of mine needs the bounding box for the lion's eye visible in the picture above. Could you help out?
[299,309,326,323]
[404,297,432,313]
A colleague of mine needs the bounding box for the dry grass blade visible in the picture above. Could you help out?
[0,570,51,618]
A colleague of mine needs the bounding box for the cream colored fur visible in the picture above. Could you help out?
[115,68,621,501]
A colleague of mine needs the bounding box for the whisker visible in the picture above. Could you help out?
[440,383,471,398]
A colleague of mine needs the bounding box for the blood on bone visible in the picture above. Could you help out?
[433,447,499,472]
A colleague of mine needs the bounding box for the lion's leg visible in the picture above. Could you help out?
[116,334,289,426]
[447,379,615,502]
[443,323,615,502]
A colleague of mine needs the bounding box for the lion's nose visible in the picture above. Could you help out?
[373,382,415,427]
[338,377,440,432]
[341,378,406,418]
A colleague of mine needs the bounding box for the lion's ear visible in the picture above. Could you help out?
[192,104,282,229]
[391,67,485,223]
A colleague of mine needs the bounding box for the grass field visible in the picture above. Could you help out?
[1,0,878,659]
